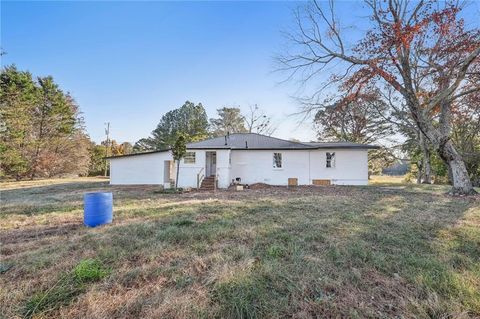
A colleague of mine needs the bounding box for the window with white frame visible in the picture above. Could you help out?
[273,153,282,168]
[184,152,196,164]
[326,152,335,168]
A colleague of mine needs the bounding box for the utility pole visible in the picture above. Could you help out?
[104,122,110,177]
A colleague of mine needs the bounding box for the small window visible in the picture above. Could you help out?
[273,153,282,168]
[326,152,335,168]
[184,152,196,164]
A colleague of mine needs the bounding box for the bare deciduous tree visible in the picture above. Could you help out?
[278,0,480,194]
[244,104,276,136]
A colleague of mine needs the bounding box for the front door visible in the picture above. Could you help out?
[206,151,217,176]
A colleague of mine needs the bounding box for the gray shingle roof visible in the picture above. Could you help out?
[187,133,378,150]
[187,133,314,149]
[187,133,379,150]
[106,133,379,159]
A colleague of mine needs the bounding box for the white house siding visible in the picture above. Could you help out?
[177,149,231,188]
[230,149,369,186]
[176,150,205,189]
[109,148,369,187]
[109,152,171,185]
[309,149,368,185]
[109,149,229,188]
[215,149,231,188]
[230,150,310,185]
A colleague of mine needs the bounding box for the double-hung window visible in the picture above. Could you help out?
[273,153,282,169]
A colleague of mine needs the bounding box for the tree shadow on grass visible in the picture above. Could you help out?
[306,192,479,317]
[2,185,478,318]
[203,189,478,317]
[0,182,167,217]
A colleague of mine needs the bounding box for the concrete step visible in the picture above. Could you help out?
[200,177,216,190]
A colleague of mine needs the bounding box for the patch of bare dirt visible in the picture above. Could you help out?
[246,183,272,190]
[182,185,370,200]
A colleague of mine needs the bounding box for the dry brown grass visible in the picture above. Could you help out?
[1,178,479,318]
[369,174,407,184]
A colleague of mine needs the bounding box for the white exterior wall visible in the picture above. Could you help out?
[110,148,369,187]
[177,149,231,188]
[230,149,369,186]
[215,149,231,188]
[176,150,205,189]
[310,149,368,185]
[230,150,311,185]
[109,152,171,185]
[109,149,230,188]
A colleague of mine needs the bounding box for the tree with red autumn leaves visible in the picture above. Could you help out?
[279,0,479,195]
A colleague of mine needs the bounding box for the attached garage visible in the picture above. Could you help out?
[109,151,171,185]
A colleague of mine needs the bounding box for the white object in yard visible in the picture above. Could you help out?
[236,185,244,191]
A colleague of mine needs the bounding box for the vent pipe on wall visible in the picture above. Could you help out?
[245,141,248,149]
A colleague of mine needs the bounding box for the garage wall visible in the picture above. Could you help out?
[109,152,171,185]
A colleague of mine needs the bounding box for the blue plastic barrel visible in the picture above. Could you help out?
[83,192,113,227]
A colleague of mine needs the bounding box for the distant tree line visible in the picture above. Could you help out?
[0,66,91,180]
[133,101,275,152]
[0,66,136,180]
[88,140,133,176]
[0,66,276,180]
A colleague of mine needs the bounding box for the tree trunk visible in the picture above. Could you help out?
[420,134,432,184]
[30,100,47,180]
[422,153,432,184]
[407,99,475,195]
[175,160,180,189]
[447,166,454,186]
[437,140,476,195]
[30,146,41,180]
[416,160,423,184]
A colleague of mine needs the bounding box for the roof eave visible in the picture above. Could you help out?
[313,145,381,150]
[105,149,169,159]
[106,144,381,159]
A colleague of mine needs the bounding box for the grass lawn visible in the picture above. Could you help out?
[1,178,479,318]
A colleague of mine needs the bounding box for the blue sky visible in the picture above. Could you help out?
[2,1,479,144]
[2,1,316,143]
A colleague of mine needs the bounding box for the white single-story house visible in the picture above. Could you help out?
[107,133,379,189]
